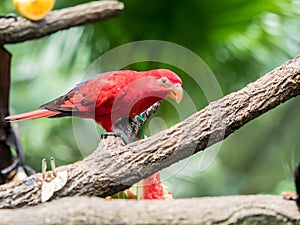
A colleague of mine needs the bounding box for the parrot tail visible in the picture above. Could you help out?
[5,109,60,122]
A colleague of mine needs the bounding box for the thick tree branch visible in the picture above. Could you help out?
[0,0,124,45]
[0,195,299,225]
[1,55,300,208]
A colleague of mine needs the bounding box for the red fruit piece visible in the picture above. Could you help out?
[142,172,165,200]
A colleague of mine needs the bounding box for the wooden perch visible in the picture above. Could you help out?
[0,195,299,224]
[1,55,300,209]
[0,0,124,45]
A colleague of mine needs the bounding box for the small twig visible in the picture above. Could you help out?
[0,1,124,45]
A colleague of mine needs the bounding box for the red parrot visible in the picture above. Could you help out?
[5,69,183,200]
[5,69,183,131]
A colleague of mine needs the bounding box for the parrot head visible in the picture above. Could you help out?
[144,69,183,104]
[108,69,184,130]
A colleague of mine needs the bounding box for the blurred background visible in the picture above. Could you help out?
[1,0,300,197]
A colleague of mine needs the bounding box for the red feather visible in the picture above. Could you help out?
[5,109,59,122]
[6,69,182,131]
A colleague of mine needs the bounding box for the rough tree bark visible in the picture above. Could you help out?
[0,195,299,225]
[0,0,124,45]
[0,55,300,211]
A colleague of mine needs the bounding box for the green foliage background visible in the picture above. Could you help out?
[2,0,300,197]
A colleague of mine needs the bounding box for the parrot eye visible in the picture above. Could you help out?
[160,77,169,84]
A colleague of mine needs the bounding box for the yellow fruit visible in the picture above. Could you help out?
[13,0,55,21]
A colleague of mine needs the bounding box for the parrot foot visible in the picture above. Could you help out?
[101,129,130,145]
[0,13,18,21]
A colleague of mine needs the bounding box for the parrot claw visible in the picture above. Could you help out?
[0,13,18,21]
[101,129,130,145]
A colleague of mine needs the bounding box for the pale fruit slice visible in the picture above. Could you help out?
[13,0,55,21]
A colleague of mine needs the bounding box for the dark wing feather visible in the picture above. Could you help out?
[41,89,79,116]
[41,70,136,119]
[41,82,98,117]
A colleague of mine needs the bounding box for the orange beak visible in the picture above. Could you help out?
[167,84,183,103]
